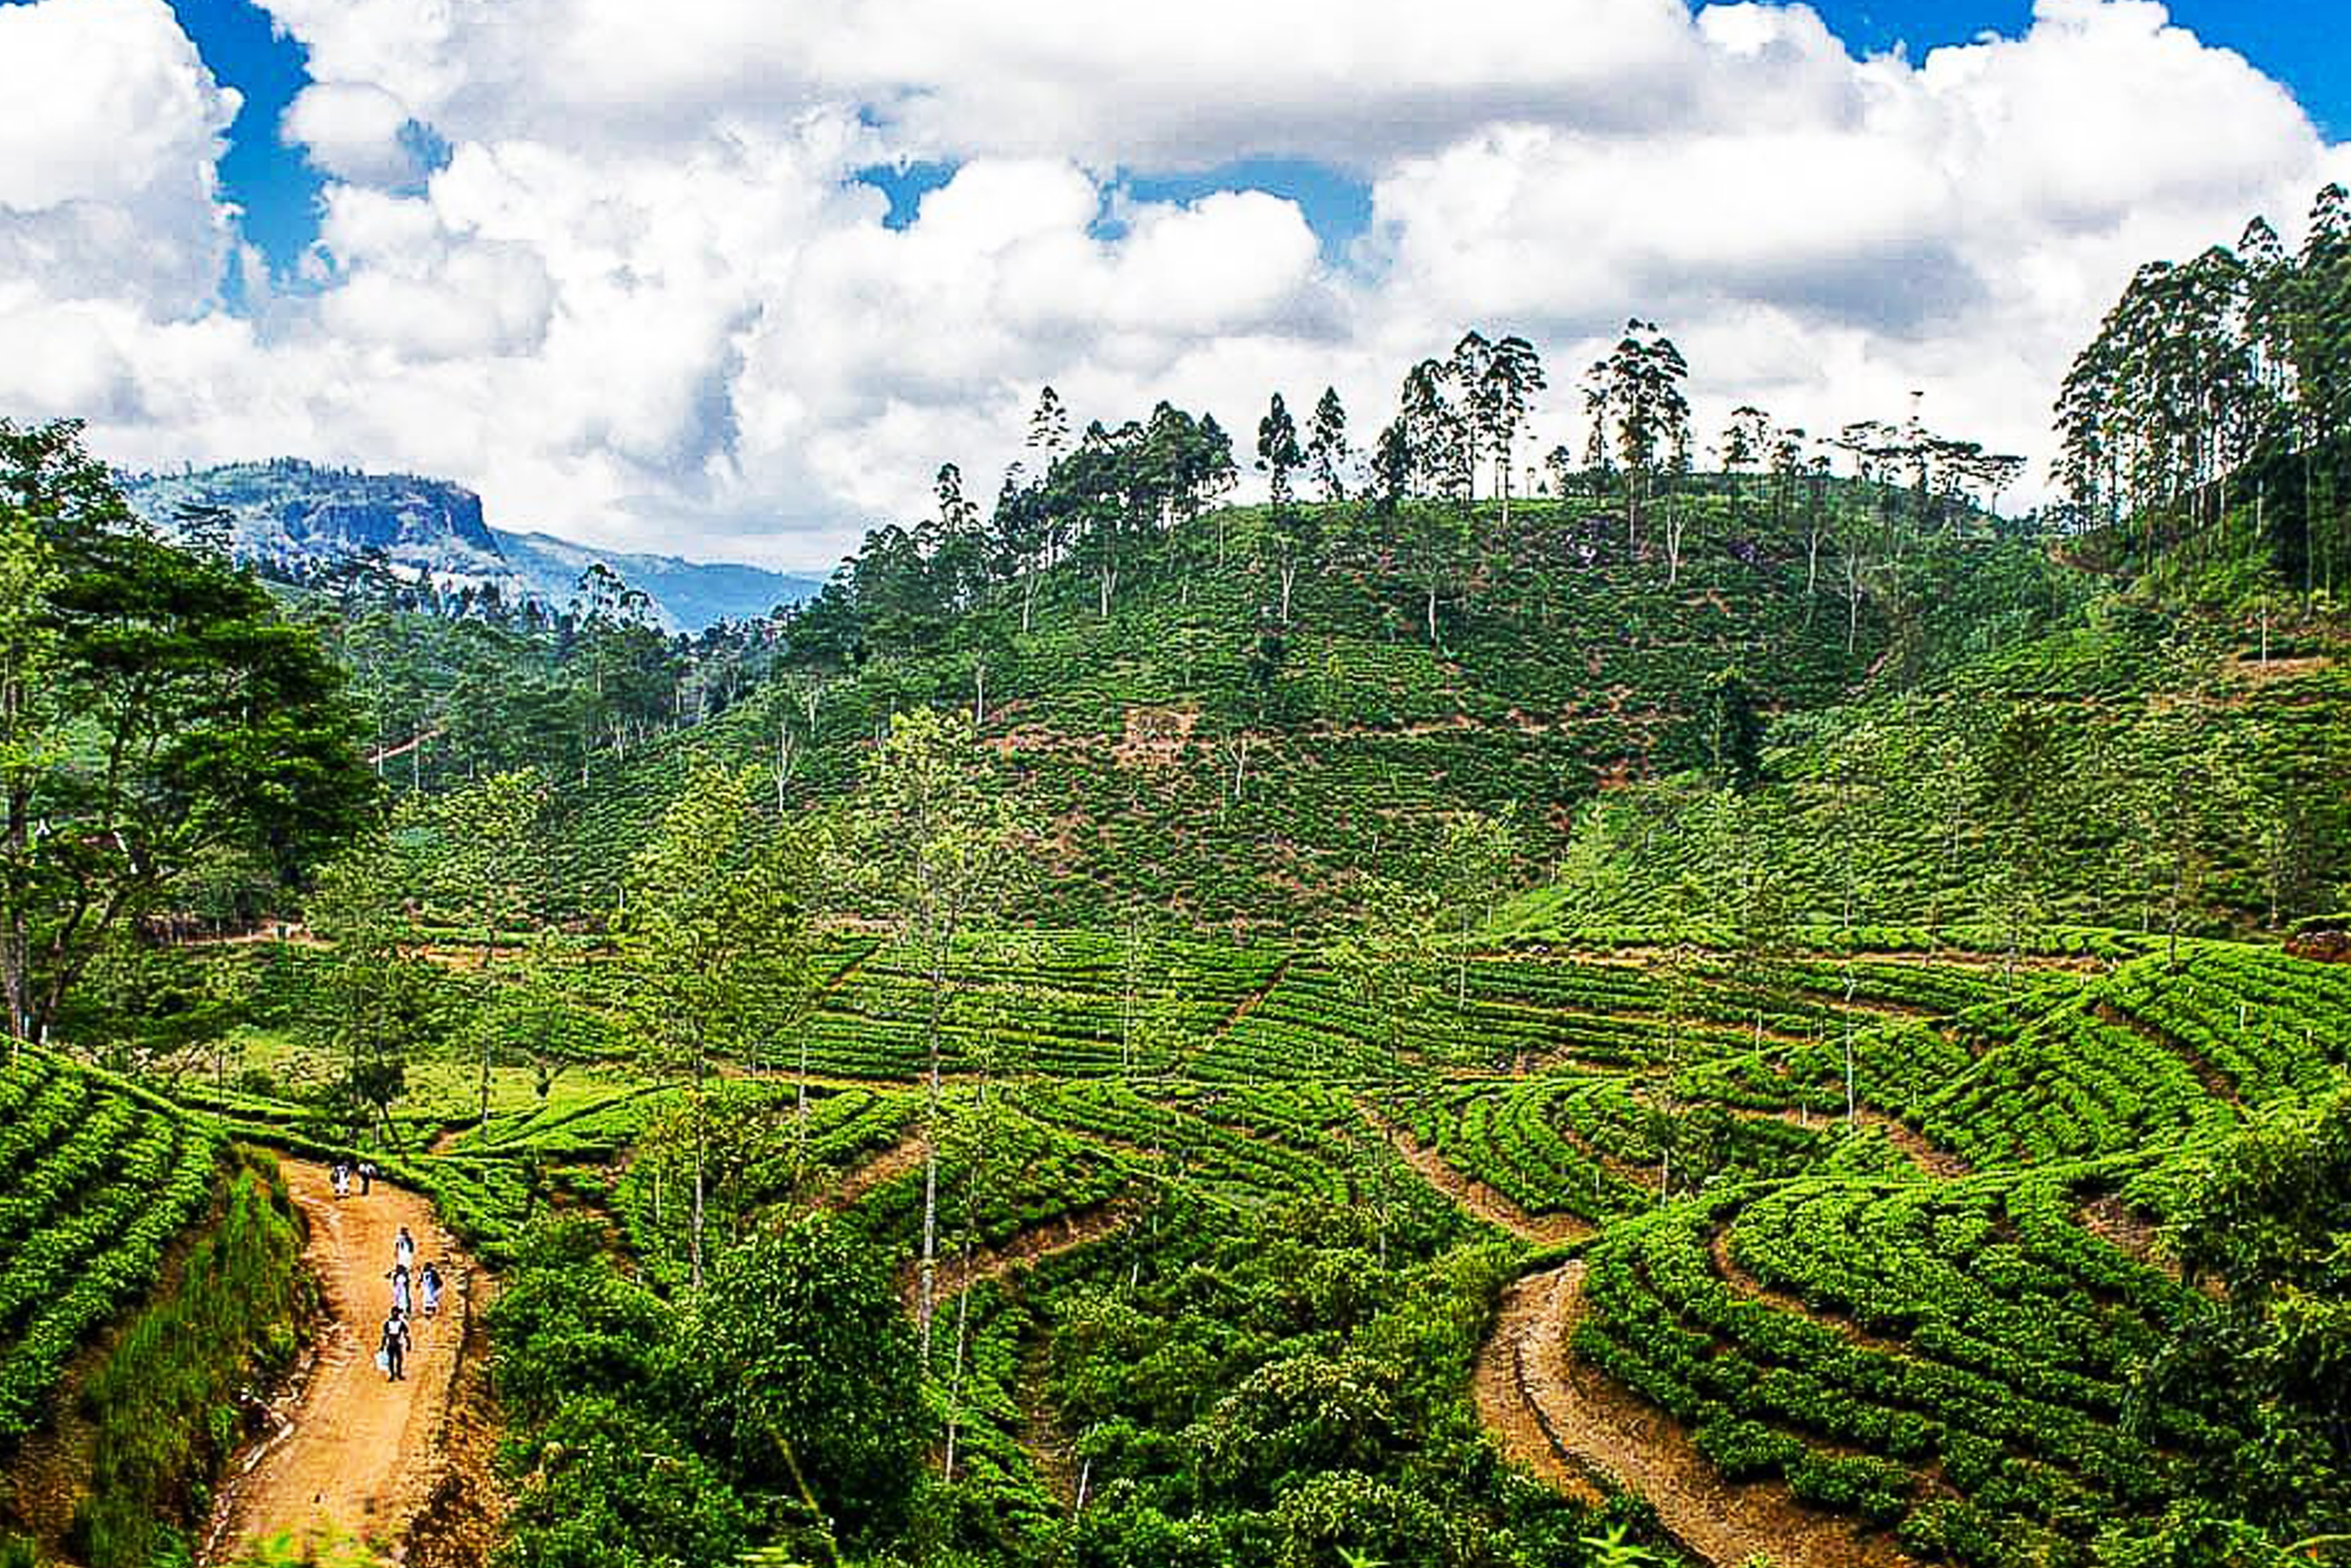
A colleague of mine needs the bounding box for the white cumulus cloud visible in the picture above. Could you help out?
[0,0,2342,569]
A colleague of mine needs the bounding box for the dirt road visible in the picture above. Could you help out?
[1361,1107,1594,1246]
[205,1162,485,1565]
[1474,1261,1919,1568]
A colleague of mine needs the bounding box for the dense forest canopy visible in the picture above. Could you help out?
[2056,183,2351,594]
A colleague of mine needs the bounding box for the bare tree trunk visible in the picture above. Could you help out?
[686,1040,709,1292]
[918,965,945,1363]
[796,1026,811,1133]
[1,788,28,1048]
[943,1252,973,1480]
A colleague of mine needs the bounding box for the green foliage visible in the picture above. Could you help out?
[0,1053,222,1439]
[680,1217,925,1545]
[2150,1083,2351,1542]
[496,1395,752,1568]
[69,1155,309,1568]
[0,420,374,1045]
[617,761,826,1075]
[487,1219,674,1427]
[1507,604,2351,939]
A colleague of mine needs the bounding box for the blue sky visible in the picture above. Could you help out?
[50,0,2348,282]
[1814,2,2344,136]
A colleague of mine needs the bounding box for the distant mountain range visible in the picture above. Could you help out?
[487,529,825,637]
[118,459,825,633]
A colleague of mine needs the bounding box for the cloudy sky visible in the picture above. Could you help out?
[1,0,2345,570]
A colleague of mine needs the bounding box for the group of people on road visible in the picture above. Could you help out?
[373,1213,446,1383]
[329,1159,454,1383]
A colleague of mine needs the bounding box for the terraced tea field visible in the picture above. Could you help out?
[187,922,2348,1566]
[0,1056,223,1436]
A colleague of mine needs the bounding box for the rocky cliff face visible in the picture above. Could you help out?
[122,459,516,589]
[117,459,818,631]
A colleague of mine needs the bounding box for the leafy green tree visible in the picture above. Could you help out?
[1399,359,1465,501]
[2138,1085,2351,1556]
[1472,333,1545,531]
[1369,419,1412,513]
[1027,383,1071,469]
[429,770,550,967]
[426,769,553,1128]
[1433,811,1520,1010]
[1307,386,1352,503]
[308,833,441,1144]
[568,561,672,769]
[1323,876,1441,1076]
[489,1219,676,1426]
[616,761,827,1289]
[1706,668,1766,794]
[1583,320,1691,556]
[1259,393,1310,622]
[0,419,373,1048]
[855,709,1023,1358]
[496,1397,750,1568]
[678,1217,924,1551]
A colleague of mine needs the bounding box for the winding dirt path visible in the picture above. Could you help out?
[204,1162,489,1566]
[822,1127,931,1210]
[1361,1108,1592,1246]
[1475,1262,1919,1568]
[900,1198,1142,1306]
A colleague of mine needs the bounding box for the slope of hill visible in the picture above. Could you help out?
[1497,576,2351,943]
[171,918,2351,1568]
[533,494,2064,929]
[0,1059,310,1568]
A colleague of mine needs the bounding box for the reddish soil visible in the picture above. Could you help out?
[1708,1226,1908,1357]
[1729,1104,1972,1179]
[900,1198,1141,1306]
[1210,955,1294,1037]
[1485,945,2107,977]
[2076,1193,2179,1280]
[823,1129,931,1209]
[2093,1001,2239,1103]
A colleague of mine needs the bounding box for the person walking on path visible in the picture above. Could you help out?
[358,1160,376,1196]
[387,1262,412,1317]
[332,1162,350,1199]
[394,1225,415,1271]
[378,1308,411,1382]
[418,1261,443,1318]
